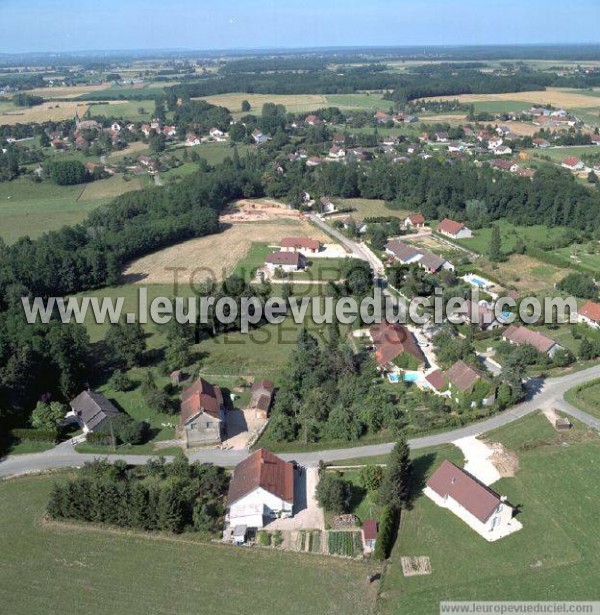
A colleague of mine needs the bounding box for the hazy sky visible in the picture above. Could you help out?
[1,0,599,53]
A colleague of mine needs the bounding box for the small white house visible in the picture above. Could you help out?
[228,449,294,529]
[265,251,306,273]
[424,460,521,541]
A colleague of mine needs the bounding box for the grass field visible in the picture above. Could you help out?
[457,221,568,255]
[335,198,412,219]
[175,142,251,165]
[0,475,377,615]
[379,413,600,614]
[481,253,566,294]
[564,378,600,420]
[0,176,144,244]
[87,99,156,121]
[554,240,600,272]
[195,92,386,117]
[524,145,600,163]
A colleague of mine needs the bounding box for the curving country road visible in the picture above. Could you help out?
[1,363,599,478]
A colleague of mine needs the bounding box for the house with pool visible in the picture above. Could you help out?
[369,322,427,373]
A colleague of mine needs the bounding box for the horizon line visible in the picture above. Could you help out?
[3,41,600,57]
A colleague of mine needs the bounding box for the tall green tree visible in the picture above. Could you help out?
[488,223,502,263]
[378,436,412,509]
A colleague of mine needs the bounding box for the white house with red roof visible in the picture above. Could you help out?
[437,219,473,240]
[503,325,562,358]
[562,157,584,171]
[404,213,425,229]
[424,460,521,541]
[265,251,306,273]
[227,449,294,529]
[185,132,201,147]
[577,300,600,329]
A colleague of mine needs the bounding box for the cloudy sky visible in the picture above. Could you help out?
[1,0,599,53]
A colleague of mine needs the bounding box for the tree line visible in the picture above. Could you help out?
[47,457,229,534]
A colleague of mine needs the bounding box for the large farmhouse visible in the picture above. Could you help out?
[180,377,225,446]
[227,449,294,529]
[424,460,521,541]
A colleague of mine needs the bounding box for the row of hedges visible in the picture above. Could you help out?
[10,428,59,443]
[373,505,398,561]
[525,246,589,273]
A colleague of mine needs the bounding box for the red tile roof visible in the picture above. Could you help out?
[563,156,582,167]
[406,213,425,225]
[280,237,320,251]
[228,449,294,506]
[445,360,484,393]
[362,519,378,540]
[427,460,503,523]
[437,218,467,236]
[425,369,447,392]
[503,325,557,354]
[266,251,305,267]
[579,300,600,323]
[370,323,425,366]
[180,378,223,424]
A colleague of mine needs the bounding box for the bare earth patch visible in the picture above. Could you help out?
[401,556,432,577]
[121,219,329,285]
[488,442,519,478]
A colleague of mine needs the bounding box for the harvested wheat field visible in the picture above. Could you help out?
[425,88,600,109]
[0,101,90,124]
[121,220,330,284]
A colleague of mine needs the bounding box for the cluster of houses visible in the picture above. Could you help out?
[385,238,454,274]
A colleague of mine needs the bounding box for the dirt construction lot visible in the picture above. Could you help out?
[121,219,329,284]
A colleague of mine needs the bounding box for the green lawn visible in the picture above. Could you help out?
[176,142,251,165]
[290,258,348,283]
[233,241,273,282]
[87,99,155,122]
[524,145,600,163]
[0,475,377,615]
[555,240,600,272]
[335,197,412,219]
[378,413,600,614]
[0,178,103,243]
[0,173,146,244]
[456,220,568,255]
[564,378,600,420]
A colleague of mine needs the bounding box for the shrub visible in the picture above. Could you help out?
[272,530,283,547]
[257,531,271,546]
[316,472,351,514]
[110,370,136,392]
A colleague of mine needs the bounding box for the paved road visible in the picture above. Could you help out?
[309,214,385,274]
[2,363,599,478]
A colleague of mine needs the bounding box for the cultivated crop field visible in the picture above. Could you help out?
[424,87,600,109]
[0,476,377,615]
[121,219,330,284]
[379,413,600,614]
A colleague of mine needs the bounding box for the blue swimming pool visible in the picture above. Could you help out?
[469,276,489,288]
[388,372,419,383]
